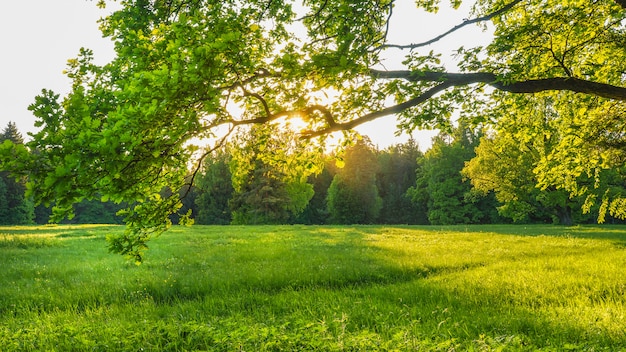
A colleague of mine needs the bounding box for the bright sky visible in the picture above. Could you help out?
[0,0,490,151]
[0,1,116,140]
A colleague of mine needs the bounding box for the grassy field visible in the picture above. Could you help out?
[0,224,625,351]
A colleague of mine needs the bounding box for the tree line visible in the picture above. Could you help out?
[3,121,619,226]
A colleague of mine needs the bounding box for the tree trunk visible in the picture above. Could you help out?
[556,206,574,226]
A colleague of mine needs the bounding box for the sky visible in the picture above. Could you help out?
[0,0,490,151]
[0,1,117,140]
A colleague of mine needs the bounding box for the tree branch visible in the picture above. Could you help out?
[301,81,455,138]
[210,66,626,141]
[299,69,626,137]
[371,69,626,100]
[381,0,523,50]
[296,0,329,21]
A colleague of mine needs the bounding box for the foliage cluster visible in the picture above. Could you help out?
[1,224,625,350]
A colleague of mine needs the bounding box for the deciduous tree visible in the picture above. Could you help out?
[462,94,611,224]
[1,0,625,259]
[409,124,499,224]
[295,158,336,224]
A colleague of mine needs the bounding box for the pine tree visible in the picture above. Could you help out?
[230,158,292,224]
[228,124,317,225]
[0,122,34,225]
[195,150,234,225]
[376,138,428,224]
[327,138,382,224]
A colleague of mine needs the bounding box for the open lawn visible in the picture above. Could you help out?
[0,224,625,351]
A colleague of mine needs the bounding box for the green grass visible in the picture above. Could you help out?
[1,224,625,351]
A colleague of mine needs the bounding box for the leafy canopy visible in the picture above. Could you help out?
[462,94,602,224]
[0,0,625,260]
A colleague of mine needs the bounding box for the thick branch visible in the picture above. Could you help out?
[371,69,626,101]
[301,70,626,137]
[215,66,626,140]
[382,0,522,50]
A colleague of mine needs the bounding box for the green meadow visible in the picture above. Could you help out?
[1,225,625,351]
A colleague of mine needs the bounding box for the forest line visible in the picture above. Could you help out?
[2,121,616,227]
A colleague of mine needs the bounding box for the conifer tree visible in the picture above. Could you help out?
[0,122,33,225]
[327,138,382,224]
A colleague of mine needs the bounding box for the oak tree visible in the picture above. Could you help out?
[1,0,624,259]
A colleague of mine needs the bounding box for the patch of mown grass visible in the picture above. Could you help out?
[0,224,625,350]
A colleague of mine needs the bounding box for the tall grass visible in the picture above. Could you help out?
[0,224,625,350]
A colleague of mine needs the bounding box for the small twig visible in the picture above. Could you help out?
[182,125,235,199]
[380,0,523,50]
[296,0,329,21]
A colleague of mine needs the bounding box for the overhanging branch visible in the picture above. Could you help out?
[207,65,626,141]
[300,69,626,137]
[371,69,626,101]
[226,69,626,139]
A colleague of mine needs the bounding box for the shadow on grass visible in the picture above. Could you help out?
[1,225,625,349]
[135,226,626,348]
